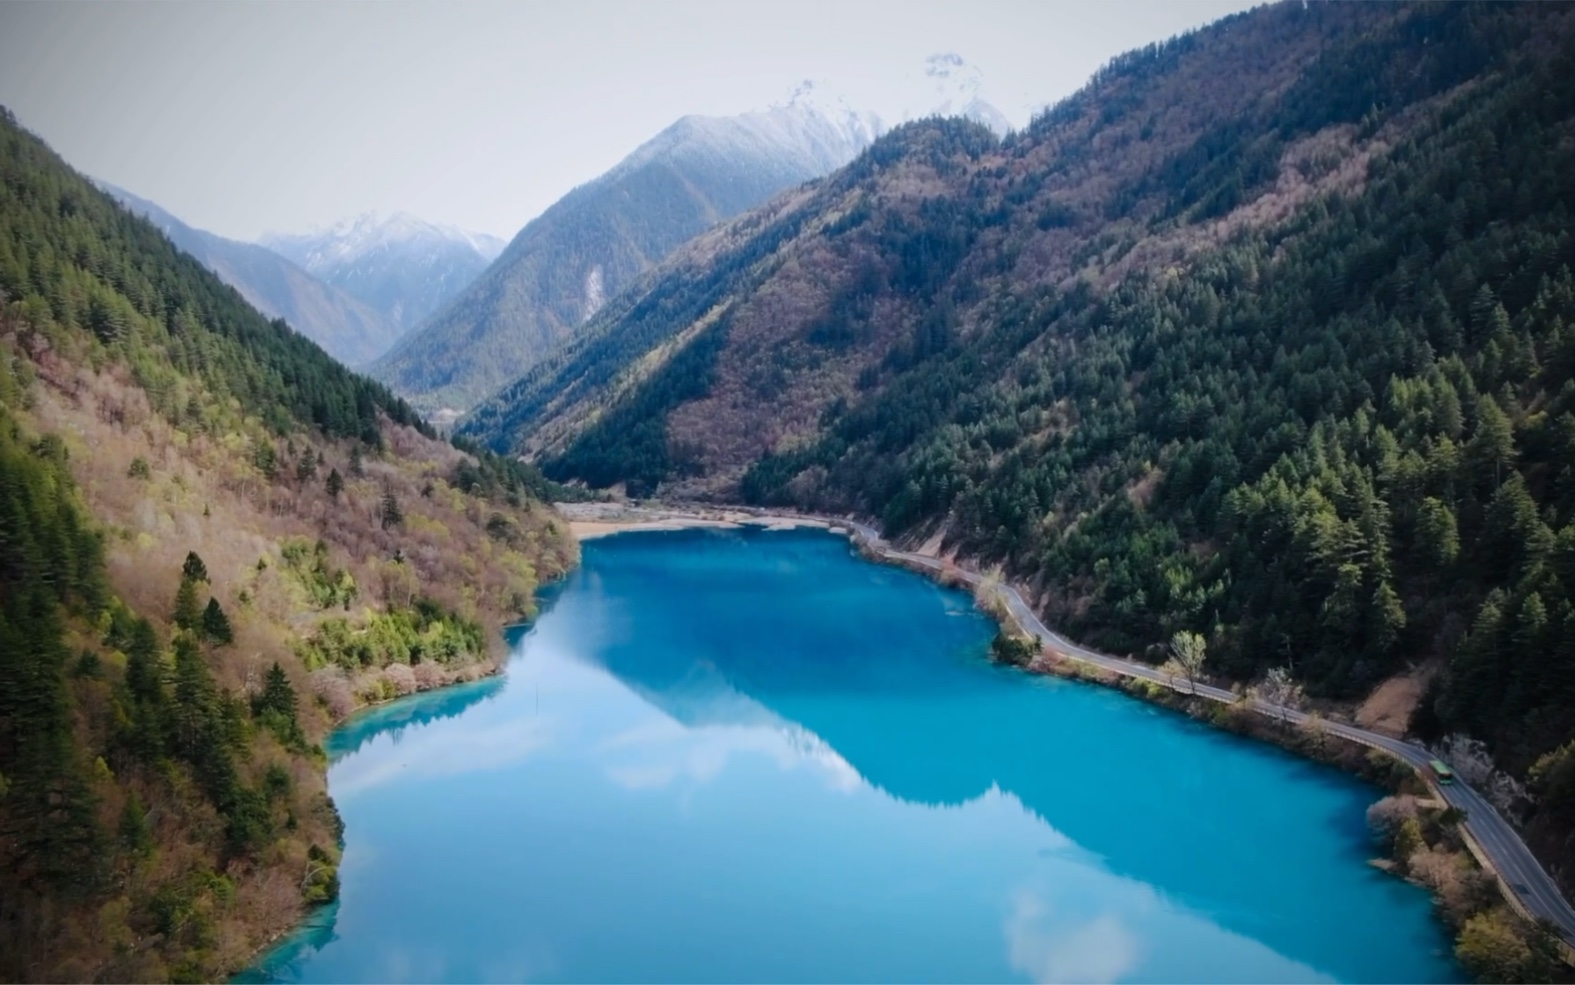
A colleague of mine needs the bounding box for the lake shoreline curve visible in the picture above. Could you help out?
[244,500,1573,982]
[558,499,1575,972]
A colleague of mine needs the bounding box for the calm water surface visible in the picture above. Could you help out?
[247,528,1459,983]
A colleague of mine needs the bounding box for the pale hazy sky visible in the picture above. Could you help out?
[0,0,1259,242]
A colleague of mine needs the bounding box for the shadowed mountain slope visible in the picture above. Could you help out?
[102,184,399,368]
[371,92,881,416]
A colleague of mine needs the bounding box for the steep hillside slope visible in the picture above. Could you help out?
[0,108,574,981]
[263,212,503,341]
[464,0,1575,899]
[371,92,880,417]
[102,184,399,368]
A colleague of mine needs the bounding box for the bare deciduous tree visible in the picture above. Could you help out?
[1366,794,1419,842]
[1407,847,1496,922]
[1434,733,1530,823]
[973,567,1010,622]
[310,666,356,721]
[413,661,445,691]
[1254,665,1304,725]
[1298,710,1327,751]
[382,663,416,697]
[1168,630,1207,694]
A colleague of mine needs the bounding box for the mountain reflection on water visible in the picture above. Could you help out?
[246,527,1458,984]
[327,674,507,761]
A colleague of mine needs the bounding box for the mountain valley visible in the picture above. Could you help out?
[370,89,885,418]
[4,3,1575,982]
[463,0,1575,926]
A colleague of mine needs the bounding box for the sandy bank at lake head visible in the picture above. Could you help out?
[556,502,839,541]
[571,517,741,539]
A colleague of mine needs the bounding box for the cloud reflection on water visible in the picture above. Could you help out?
[1005,890,1143,984]
[332,715,555,798]
[599,717,862,794]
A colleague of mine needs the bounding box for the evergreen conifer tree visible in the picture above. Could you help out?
[172,576,201,630]
[181,551,209,583]
[380,489,404,530]
[201,597,233,646]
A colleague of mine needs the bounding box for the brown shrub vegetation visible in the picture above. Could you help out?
[2,323,576,981]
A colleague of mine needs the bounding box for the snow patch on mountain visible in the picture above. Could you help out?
[583,265,606,322]
[263,212,503,273]
[896,52,1014,136]
[782,79,885,150]
[600,91,880,194]
[260,212,503,333]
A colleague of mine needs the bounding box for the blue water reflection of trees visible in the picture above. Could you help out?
[566,528,1455,983]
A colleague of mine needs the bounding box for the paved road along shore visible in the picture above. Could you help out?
[571,502,1575,945]
[830,517,1575,947]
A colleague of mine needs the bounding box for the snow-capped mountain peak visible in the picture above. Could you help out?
[766,57,1014,144]
[266,212,504,270]
[260,212,505,333]
[924,52,983,97]
[374,86,893,413]
[782,79,885,148]
[601,83,884,193]
[902,52,1014,137]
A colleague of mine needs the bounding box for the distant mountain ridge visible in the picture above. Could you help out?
[369,86,886,417]
[263,212,505,338]
[99,183,399,368]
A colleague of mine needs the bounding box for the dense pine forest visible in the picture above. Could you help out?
[463,1,1575,903]
[0,108,574,980]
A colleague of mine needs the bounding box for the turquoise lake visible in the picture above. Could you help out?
[247,527,1460,983]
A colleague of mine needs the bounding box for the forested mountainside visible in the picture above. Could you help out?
[0,108,574,981]
[463,1,1575,888]
[100,185,400,369]
[262,213,504,345]
[372,95,879,417]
